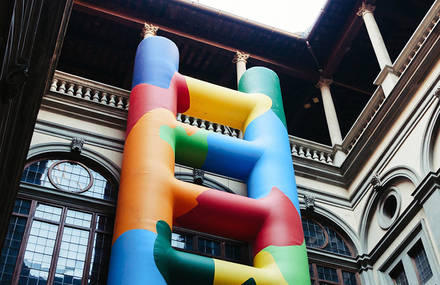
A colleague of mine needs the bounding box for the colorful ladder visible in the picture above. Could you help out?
[107,36,310,285]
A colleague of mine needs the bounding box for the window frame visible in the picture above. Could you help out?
[379,220,440,285]
[172,226,252,265]
[302,216,357,258]
[21,156,118,203]
[6,197,114,285]
[309,261,361,285]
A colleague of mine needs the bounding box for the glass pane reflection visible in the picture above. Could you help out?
[19,221,58,285]
[35,204,62,222]
[54,227,89,285]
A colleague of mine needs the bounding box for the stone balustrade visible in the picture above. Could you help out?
[49,71,240,138]
[50,70,130,110]
[49,70,334,165]
[289,136,334,165]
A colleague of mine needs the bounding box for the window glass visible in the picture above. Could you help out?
[19,220,58,284]
[391,263,409,285]
[310,263,360,285]
[342,271,357,285]
[0,199,114,285]
[323,226,352,256]
[317,265,339,282]
[302,219,326,248]
[302,218,353,257]
[87,231,112,284]
[13,199,31,215]
[225,243,241,261]
[171,233,193,250]
[35,203,62,222]
[411,244,433,284]
[171,229,250,264]
[21,159,116,202]
[0,215,27,285]
[54,227,89,285]
[198,237,220,257]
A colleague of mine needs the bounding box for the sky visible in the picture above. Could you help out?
[196,0,328,36]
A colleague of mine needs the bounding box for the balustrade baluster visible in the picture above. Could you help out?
[298,146,305,156]
[50,79,58,92]
[191,118,199,127]
[109,94,116,107]
[67,83,75,96]
[326,155,333,164]
[319,152,326,162]
[176,113,182,122]
[291,144,298,155]
[59,81,66,94]
[231,129,238,138]
[184,115,190,124]
[75,86,83,98]
[207,121,214,131]
[92,90,100,102]
[84,88,91,101]
[199,119,206,129]
[215,124,222,133]
[312,150,319,160]
[117,96,124,109]
[100,92,108,105]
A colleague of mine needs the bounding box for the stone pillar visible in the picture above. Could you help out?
[316,78,343,146]
[233,51,249,87]
[357,3,398,96]
[357,3,391,69]
[142,22,159,38]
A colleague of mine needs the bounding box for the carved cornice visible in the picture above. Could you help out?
[142,22,159,38]
[232,51,250,63]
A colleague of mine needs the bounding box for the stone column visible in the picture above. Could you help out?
[357,3,398,96]
[233,51,250,87]
[357,3,391,69]
[142,22,159,38]
[316,78,343,146]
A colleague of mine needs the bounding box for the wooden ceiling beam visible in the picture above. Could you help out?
[322,0,377,78]
[73,0,320,83]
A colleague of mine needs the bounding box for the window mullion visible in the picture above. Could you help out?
[11,200,37,285]
[401,254,419,285]
[46,205,67,285]
[336,268,344,285]
[82,212,97,285]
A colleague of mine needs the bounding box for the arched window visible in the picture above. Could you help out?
[21,158,117,202]
[302,216,361,285]
[0,155,117,285]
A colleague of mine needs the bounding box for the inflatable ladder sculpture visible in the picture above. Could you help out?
[107,36,310,285]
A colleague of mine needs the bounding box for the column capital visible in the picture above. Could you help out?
[233,50,250,63]
[142,22,159,38]
[357,2,376,17]
[316,77,333,89]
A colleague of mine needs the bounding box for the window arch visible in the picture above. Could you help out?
[302,217,354,257]
[21,157,117,202]
[0,154,118,285]
[302,214,361,285]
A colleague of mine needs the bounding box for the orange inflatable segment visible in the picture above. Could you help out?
[113,109,177,243]
[171,178,208,219]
